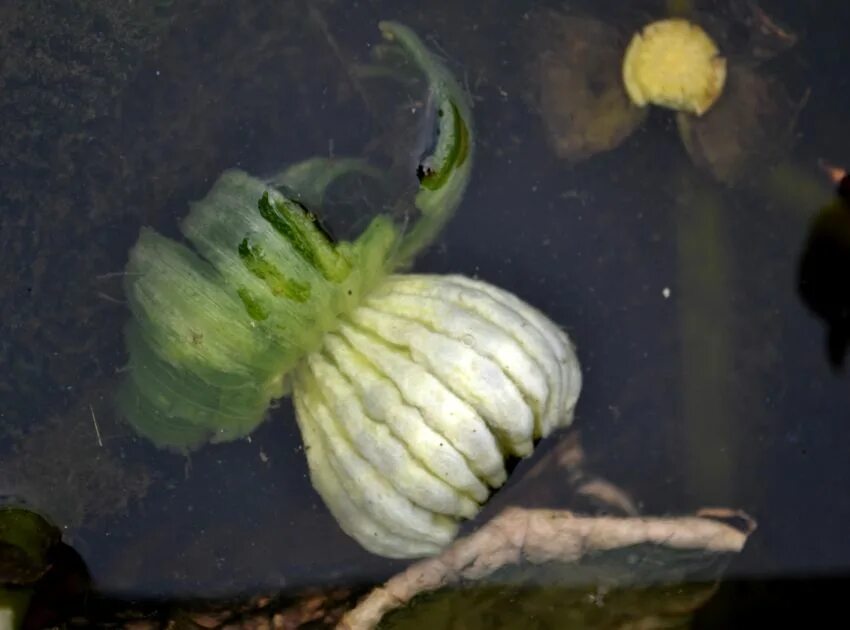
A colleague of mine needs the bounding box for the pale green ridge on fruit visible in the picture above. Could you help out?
[291,273,582,558]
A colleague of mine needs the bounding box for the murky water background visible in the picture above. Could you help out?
[2,0,850,605]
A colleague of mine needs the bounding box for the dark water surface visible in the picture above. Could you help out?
[2,0,850,604]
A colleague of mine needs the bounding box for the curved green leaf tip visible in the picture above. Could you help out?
[377,20,475,266]
[118,21,474,451]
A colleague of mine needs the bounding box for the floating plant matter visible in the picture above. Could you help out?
[623,18,727,116]
[119,22,582,558]
[525,11,647,164]
[525,5,800,186]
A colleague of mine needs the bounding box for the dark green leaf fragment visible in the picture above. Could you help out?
[238,237,311,303]
[256,192,351,282]
[418,101,471,191]
[236,287,270,320]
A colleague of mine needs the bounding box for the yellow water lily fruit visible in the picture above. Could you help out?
[292,274,582,558]
[622,18,727,116]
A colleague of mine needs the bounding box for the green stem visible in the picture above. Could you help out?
[674,169,737,504]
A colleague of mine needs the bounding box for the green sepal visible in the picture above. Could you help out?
[256,192,352,282]
[119,172,399,451]
[118,322,283,450]
[238,236,311,302]
[118,21,473,452]
[124,228,282,387]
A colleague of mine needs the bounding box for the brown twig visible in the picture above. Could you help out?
[339,505,753,630]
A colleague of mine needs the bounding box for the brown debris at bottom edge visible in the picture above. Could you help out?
[338,506,755,630]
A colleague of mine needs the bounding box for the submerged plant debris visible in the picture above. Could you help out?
[341,506,755,629]
[525,1,801,185]
[677,66,803,184]
[0,508,59,586]
[524,11,647,163]
[52,500,754,629]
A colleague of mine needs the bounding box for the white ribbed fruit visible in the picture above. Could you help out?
[291,273,582,558]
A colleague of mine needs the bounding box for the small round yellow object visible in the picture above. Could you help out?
[622,18,727,116]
